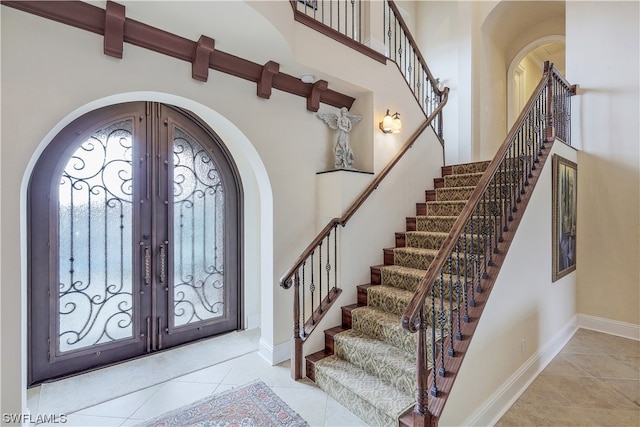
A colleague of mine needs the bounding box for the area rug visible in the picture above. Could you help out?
[137,380,309,427]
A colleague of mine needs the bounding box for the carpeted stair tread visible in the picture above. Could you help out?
[380,265,428,292]
[426,200,468,217]
[314,355,414,427]
[367,284,453,322]
[333,329,417,396]
[367,284,414,317]
[405,230,448,250]
[449,160,490,175]
[444,172,484,188]
[436,186,477,201]
[393,247,439,270]
[380,265,465,303]
[415,216,458,233]
[351,306,417,355]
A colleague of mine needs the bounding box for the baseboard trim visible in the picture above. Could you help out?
[258,338,291,366]
[577,313,640,340]
[462,316,578,427]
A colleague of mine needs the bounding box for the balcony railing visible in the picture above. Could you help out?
[290,0,445,138]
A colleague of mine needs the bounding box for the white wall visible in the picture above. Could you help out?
[415,0,480,165]
[567,1,640,325]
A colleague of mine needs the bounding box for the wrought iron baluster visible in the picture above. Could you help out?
[454,238,463,340]
[482,195,489,282]
[318,241,323,314]
[469,210,478,308]
[333,223,338,293]
[325,232,331,303]
[438,273,446,377]
[301,261,306,337]
[448,251,455,356]
[310,250,315,325]
[430,287,438,396]
[463,222,470,323]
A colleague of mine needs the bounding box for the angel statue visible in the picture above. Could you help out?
[317,107,362,169]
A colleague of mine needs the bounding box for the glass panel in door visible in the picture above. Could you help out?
[171,126,226,329]
[57,120,135,354]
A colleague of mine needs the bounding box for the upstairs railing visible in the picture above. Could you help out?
[401,62,576,426]
[282,0,449,380]
[291,0,445,139]
[384,1,444,137]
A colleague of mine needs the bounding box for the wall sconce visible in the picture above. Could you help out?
[379,109,402,133]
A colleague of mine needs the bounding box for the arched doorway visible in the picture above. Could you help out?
[507,36,566,128]
[28,102,243,385]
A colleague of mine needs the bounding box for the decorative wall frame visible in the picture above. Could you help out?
[552,154,578,281]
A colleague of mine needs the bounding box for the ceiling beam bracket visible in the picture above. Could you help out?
[192,35,215,82]
[104,1,125,59]
[257,61,280,99]
[307,80,328,112]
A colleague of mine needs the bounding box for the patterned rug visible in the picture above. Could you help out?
[137,380,309,427]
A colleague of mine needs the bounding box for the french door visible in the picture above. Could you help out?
[28,102,242,385]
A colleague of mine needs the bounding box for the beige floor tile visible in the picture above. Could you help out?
[540,354,592,377]
[581,407,640,427]
[594,378,640,408]
[496,402,596,426]
[515,376,574,407]
[568,353,639,380]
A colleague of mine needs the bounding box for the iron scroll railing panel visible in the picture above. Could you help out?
[401,62,576,423]
[384,1,443,125]
[293,0,363,43]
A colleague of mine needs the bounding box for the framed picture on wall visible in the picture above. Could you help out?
[552,154,578,281]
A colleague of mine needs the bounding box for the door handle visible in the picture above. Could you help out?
[143,245,151,285]
[159,243,167,284]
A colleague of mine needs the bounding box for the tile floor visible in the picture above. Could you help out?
[496,328,639,426]
[27,328,638,426]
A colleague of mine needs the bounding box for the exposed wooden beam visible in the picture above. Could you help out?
[1,0,355,111]
[307,80,328,112]
[257,61,280,99]
[104,1,125,58]
[192,35,215,82]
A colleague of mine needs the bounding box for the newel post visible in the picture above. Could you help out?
[291,271,304,380]
[544,61,556,143]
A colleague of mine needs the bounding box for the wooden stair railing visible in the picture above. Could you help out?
[401,62,576,426]
[280,88,449,380]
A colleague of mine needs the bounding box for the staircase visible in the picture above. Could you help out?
[306,160,491,426]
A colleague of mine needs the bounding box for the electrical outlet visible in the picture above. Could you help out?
[521,339,527,355]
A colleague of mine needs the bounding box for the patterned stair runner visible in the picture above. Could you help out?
[313,160,491,426]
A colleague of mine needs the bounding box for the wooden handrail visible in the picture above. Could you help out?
[280,87,450,288]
